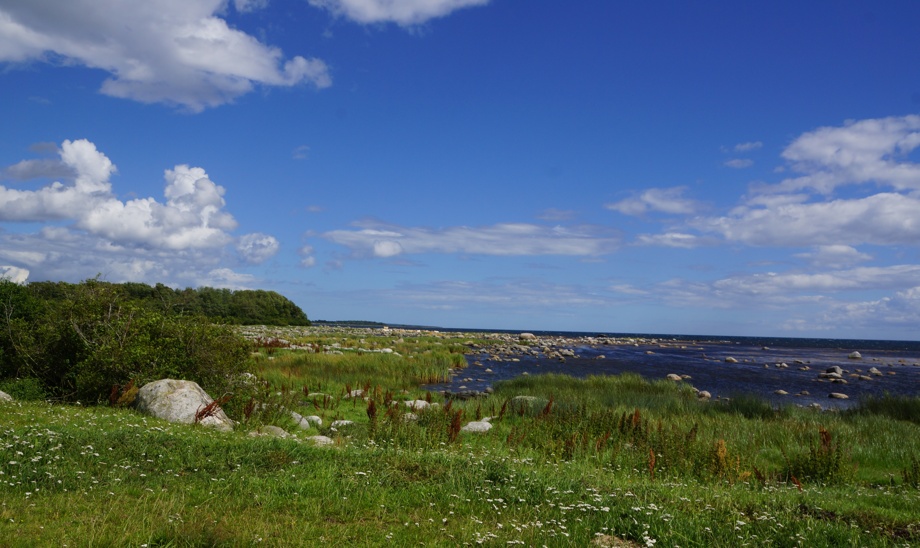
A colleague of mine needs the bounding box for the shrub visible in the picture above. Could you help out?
[0,279,251,403]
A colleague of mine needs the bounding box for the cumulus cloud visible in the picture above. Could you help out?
[0,265,29,284]
[606,187,702,216]
[322,220,619,258]
[771,114,920,194]
[0,138,275,286]
[237,233,280,264]
[0,0,331,111]
[308,0,490,26]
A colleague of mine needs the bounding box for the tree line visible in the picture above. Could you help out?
[0,279,307,403]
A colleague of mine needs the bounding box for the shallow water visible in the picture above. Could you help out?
[426,337,920,409]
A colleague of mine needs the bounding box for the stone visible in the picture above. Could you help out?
[848,351,862,360]
[825,366,843,375]
[774,390,788,395]
[306,435,334,447]
[519,332,537,340]
[461,421,492,433]
[405,399,430,410]
[344,389,364,399]
[249,425,289,438]
[330,420,354,429]
[869,367,882,376]
[0,390,12,402]
[666,374,683,381]
[697,390,712,400]
[291,411,322,429]
[829,392,849,399]
[725,357,738,363]
[134,379,233,432]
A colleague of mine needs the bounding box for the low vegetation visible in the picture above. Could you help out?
[1,325,919,545]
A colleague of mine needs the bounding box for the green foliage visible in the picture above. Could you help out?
[0,376,47,401]
[0,279,251,403]
[783,427,853,483]
[846,394,920,425]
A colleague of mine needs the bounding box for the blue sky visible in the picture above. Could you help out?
[2,0,920,339]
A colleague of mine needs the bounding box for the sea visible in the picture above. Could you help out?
[420,329,920,409]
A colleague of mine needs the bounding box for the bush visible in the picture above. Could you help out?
[0,377,47,401]
[0,279,251,403]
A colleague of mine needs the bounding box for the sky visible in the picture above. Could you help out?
[1,0,920,340]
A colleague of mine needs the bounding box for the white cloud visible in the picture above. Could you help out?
[234,0,269,12]
[771,114,920,194]
[724,158,753,169]
[322,220,619,257]
[0,0,331,111]
[634,232,702,248]
[795,245,872,269]
[237,233,280,264]
[0,139,275,286]
[197,268,257,289]
[700,192,920,247]
[0,265,29,284]
[606,187,702,216]
[308,0,490,26]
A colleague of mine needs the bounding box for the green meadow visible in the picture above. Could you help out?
[2,326,919,546]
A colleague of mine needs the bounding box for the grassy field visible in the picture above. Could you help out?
[1,327,919,546]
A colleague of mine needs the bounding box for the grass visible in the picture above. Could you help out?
[1,326,919,546]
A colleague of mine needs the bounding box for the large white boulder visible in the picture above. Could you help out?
[0,390,13,402]
[135,379,234,431]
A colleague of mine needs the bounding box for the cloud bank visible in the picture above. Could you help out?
[0,139,277,287]
[0,0,330,111]
[322,220,619,258]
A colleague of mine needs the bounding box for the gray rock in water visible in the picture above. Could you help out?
[697,390,712,400]
[825,366,844,375]
[0,390,12,402]
[666,374,682,381]
[725,357,739,363]
[135,379,233,432]
[828,392,849,399]
[848,351,862,360]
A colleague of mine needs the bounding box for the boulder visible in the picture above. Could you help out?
[828,392,849,399]
[848,351,862,360]
[666,374,682,381]
[291,411,322,429]
[519,332,537,340]
[697,390,712,400]
[404,400,430,410]
[825,366,844,375]
[0,390,12,402]
[774,390,788,396]
[134,379,233,432]
[868,367,882,376]
[725,357,738,363]
[306,435,334,447]
[330,420,354,429]
[461,421,492,433]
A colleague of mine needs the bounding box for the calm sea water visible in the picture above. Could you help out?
[423,329,920,409]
